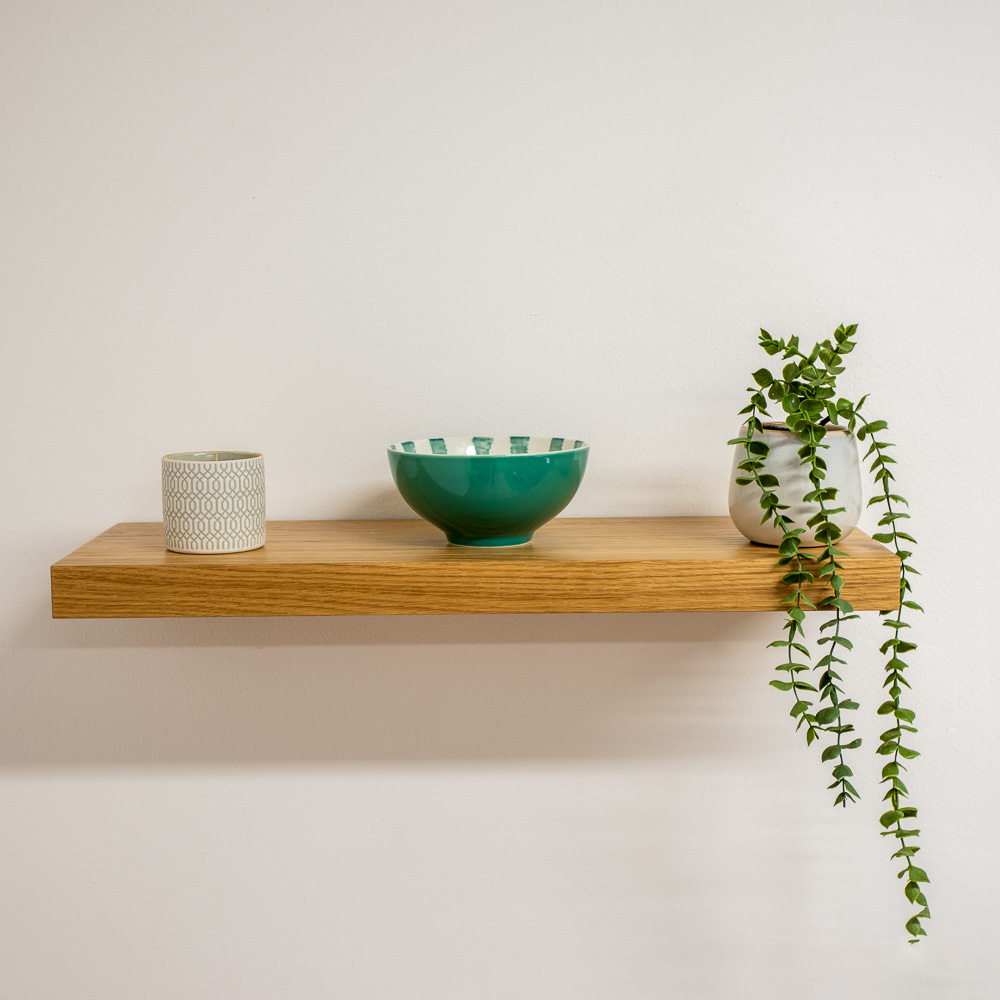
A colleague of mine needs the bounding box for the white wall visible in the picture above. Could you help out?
[2,1,997,996]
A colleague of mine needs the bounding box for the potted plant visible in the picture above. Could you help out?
[728,324,929,943]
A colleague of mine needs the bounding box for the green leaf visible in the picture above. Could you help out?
[831,763,853,778]
[790,700,810,717]
[843,738,862,750]
[769,680,793,691]
[778,537,800,557]
[822,597,854,614]
[909,866,930,883]
[880,809,903,828]
[813,526,842,545]
[820,744,841,762]
[878,512,909,525]
[898,746,921,760]
[815,707,840,725]
[880,638,914,654]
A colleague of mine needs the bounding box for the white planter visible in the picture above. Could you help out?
[728,423,862,546]
[162,451,266,554]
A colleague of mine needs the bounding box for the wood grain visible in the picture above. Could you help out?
[50,517,901,618]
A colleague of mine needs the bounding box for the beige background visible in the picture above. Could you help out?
[3,1,997,996]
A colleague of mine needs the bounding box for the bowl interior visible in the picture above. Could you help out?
[388,436,586,456]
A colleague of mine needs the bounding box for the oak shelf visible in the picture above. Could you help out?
[50,517,901,619]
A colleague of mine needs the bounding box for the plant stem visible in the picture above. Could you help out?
[857,418,929,942]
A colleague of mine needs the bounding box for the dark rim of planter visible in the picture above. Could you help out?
[760,422,850,433]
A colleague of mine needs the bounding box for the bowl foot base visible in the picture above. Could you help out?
[445,534,533,548]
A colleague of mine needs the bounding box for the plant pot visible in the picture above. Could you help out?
[728,423,862,546]
[162,451,266,553]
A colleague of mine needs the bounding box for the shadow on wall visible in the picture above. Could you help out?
[2,604,782,769]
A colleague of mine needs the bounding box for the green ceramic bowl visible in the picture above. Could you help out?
[387,436,589,546]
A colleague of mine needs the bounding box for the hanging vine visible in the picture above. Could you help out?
[729,324,929,943]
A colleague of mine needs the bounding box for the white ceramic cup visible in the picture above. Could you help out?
[162,451,266,554]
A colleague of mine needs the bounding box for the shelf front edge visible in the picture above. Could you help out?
[51,527,901,618]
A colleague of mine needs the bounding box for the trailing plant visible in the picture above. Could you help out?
[729,324,929,943]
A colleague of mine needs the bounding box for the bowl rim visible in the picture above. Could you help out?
[387,436,589,457]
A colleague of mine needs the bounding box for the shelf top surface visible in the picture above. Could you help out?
[54,516,895,568]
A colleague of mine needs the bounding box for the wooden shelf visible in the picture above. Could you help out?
[50,517,901,619]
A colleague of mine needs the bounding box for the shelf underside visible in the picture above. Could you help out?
[50,517,901,618]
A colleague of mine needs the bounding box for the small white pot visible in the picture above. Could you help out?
[728,424,862,546]
[162,451,266,554]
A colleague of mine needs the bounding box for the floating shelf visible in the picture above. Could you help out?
[50,517,901,619]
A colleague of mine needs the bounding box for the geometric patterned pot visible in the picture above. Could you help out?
[161,451,266,553]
